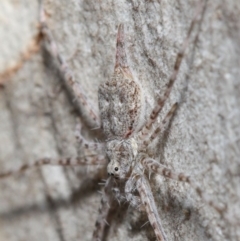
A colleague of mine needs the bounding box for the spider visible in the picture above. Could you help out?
[0,1,224,241]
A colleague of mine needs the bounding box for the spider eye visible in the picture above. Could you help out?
[114,167,118,171]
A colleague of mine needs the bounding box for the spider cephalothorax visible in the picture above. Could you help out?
[106,138,138,180]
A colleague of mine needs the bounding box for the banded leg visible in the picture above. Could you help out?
[141,103,178,147]
[93,177,116,241]
[0,155,106,179]
[137,1,205,141]
[75,123,103,152]
[39,1,100,127]
[137,176,167,241]
[141,157,226,214]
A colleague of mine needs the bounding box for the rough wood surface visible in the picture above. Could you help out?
[0,0,240,241]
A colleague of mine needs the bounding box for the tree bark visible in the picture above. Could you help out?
[0,0,240,241]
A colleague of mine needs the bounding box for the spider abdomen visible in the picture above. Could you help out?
[99,67,145,139]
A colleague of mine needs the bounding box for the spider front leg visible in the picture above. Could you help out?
[136,176,167,241]
[0,108,106,180]
[39,1,100,128]
[0,155,106,179]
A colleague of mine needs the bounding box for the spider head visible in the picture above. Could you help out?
[106,138,138,180]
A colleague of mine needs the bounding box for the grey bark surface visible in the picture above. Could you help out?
[0,0,240,241]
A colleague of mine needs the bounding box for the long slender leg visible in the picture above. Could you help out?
[141,157,226,214]
[137,1,205,141]
[39,1,100,128]
[136,176,167,241]
[0,155,106,179]
[141,103,178,147]
[93,177,116,241]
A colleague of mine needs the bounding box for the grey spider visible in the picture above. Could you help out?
[0,1,223,241]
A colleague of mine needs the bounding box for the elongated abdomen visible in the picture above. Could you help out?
[98,68,144,139]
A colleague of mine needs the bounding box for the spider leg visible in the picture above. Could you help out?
[111,186,125,205]
[39,0,100,128]
[141,157,226,214]
[141,102,178,147]
[137,1,204,141]
[125,177,143,210]
[136,176,167,241]
[93,177,117,241]
[141,157,190,182]
[75,123,103,152]
[0,155,106,179]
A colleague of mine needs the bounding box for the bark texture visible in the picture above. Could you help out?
[0,0,240,241]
